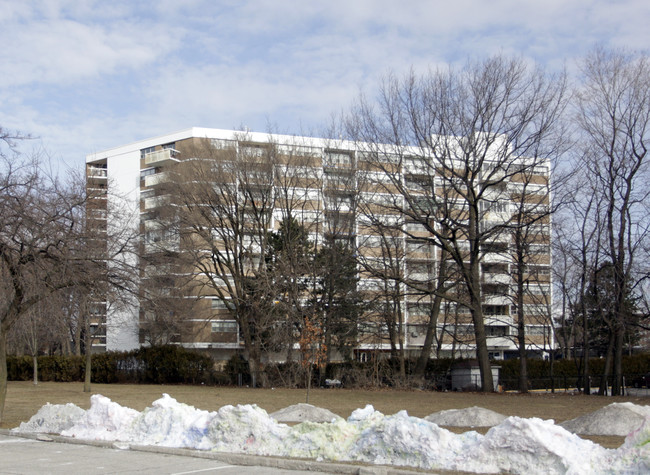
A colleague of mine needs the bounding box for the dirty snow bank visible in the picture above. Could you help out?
[13,394,650,474]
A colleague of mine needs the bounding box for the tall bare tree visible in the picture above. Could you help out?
[0,149,126,419]
[345,56,567,391]
[574,47,650,395]
[162,136,278,387]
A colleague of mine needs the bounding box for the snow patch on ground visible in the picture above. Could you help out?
[425,406,507,427]
[270,403,341,423]
[560,402,650,436]
[12,394,650,474]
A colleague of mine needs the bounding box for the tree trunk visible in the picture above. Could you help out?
[74,323,82,356]
[396,304,406,383]
[32,355,38,386]
[517,312,528,393]
[414,293,443,379]
[612,322,625,395]
[581,299,590,395]
[598,331,615,395]
[0,329,7,423]
[549,345,555,393]
[469,257,493,392]
[517,260,528,393]
[83,318,92,392]
[472,307,493,392]
[414,255,448,379]
[247,343,265,388]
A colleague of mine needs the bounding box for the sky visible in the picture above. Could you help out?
[1,0,649,170]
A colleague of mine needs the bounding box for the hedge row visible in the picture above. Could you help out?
[7,348,650,390]
[261,355,650,390]
[497,353,650,390]
[8,346,218,385]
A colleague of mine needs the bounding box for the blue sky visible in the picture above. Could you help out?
[1,0,648,169]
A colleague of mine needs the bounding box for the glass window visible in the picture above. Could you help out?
[211,320,238,333]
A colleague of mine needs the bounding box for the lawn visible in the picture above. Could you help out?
[3,381,648,448]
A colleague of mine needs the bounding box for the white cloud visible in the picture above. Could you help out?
[0,0,649,165]
[0,2,180,88]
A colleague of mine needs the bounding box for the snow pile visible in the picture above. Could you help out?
[205,403,291,454]
[270,403,341,423]
[425,406,507,427]
[124,393,216,448]
[344,406,485,472]
[59,395,139,440]
[13,394,650,474]
[476,416,607,474]
[16,402,85,433]
[560,402,650,436]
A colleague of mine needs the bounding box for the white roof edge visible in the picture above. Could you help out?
[85,127,353,163]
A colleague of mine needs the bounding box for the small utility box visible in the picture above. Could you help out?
[451,361,500,391]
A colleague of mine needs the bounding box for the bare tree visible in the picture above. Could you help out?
[0,151,117,419]
[504,160,557,392]
[574,47,650,395]
[139,252,204,346]
[268,140,323,365]
[345,56,567,391]
[162,136,279,387]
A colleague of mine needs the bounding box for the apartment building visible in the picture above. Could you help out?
[86,127,554,361]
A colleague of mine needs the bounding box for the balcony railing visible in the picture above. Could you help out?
[144,195,168,210]
[144,148,180,167]
[144,173,167,187]
[87,167,107,178]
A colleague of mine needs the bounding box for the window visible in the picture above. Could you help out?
[140,168,156,178]
[527,284,550,295]
[527,325,548,336]
[324,152,351,168]
[211,320,238,333]
[482,263,509,274]
[211,299,229,310]
[480,200,509,214]
[482,242,508,253]
[407,303,433,316]
[529,244,550,255]
[526,265,550,275]
[407,261,432,280]
[325,194,353,211]
[483,305,509,316]
[140,146,155,159]
[405,175,431,191]
[486,326,507,337]
[140,189,154,201]
[454,324,474,335]
[406,239,435,256]
[361,236,383,248]
[406,221,427,232]
[211,138,236,149]
[482,283,509,296]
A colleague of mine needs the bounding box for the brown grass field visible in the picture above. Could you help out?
[2,381,648,448]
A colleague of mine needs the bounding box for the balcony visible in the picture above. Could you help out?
[144,239,179,254]
[144,173,167,187]
[87,166,108,185]
[144,148,180,167]
[143,195,168,210]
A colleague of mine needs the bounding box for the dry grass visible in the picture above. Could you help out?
[3,381,648,448]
